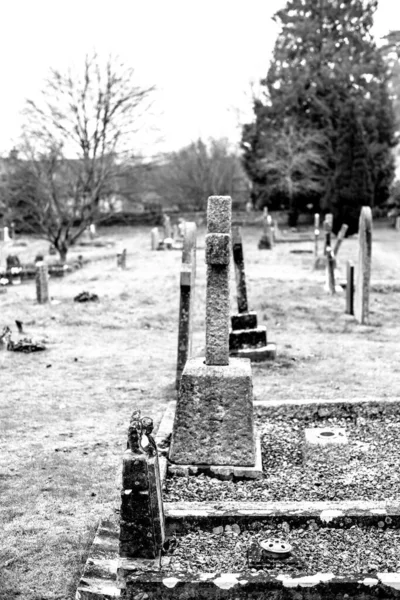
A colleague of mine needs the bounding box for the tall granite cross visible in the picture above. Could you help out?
[169,196,256,466]
[355,206,372,324]
[232,226,248,314]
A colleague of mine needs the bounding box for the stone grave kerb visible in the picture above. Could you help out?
[169,196,256,467]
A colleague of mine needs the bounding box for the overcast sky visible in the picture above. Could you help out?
[0,0,398,156]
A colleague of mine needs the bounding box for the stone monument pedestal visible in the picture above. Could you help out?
[170,357,255,467]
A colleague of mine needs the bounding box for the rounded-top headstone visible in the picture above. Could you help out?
[207,196,232,233]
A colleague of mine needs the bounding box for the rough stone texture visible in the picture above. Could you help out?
[355,206,372,324]
[205,196,231,366]
[229,326,267,351]
[346,260,355,315]
[231,311,258,331]
[207,196,231,233]
[176,223,197,389]
[205,233,230,265]
[35,263,49,304]
[232,226,248,313]
[231,343,277,362]
[169,357,255,466]
[119,414,165,559]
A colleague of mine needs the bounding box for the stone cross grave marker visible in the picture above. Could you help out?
[354,206,372,324]
[169,196,256,467]
[36,263,49,304]
[232,225,248,314]
[119,411,165,559]
[205,196,231,365]
[176,222,197,389]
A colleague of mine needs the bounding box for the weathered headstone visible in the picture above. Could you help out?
[151,227,160,251]
[258,207,273,250]
[230,226,276,361]
[117,248,127,269]
[89,223,96,239]
[354,206,372,324]
[170,196,256,467]
[346,260,355,315]
[3,226,10,243]
[36,263,49,304]
[396,216,400,231]
[162,214,172,240]
[176,222,197,389]
[119,411,165,559]
[323,213,333,256]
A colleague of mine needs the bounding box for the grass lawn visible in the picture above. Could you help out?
[0,222,400,599]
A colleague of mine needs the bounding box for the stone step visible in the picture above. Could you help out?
[231,311,258,331]
[229,326,267,351]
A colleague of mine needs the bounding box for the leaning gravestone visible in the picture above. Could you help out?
[175,222,197,389]
[36,263,49,304]
[230,226,276,361]
[170,196,256,468]
[354,206,372,324]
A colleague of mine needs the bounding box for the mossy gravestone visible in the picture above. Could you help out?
[170,196,256,467]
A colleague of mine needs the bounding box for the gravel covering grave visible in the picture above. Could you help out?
[165,414,400,502]
[165,523,400,576]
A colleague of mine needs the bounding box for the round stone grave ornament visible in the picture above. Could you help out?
[260,538,292,559]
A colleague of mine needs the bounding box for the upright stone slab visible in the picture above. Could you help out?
[232,225,248,314]
[258,207,273,250]
[170,196,256,467]
[314,213,320,259]
[163,214,172,240]
[355,206,372,324]
[346,260,355,315]
[119,412,165,559]
[176,222,197,389]
[323,213,333,256]
[151,227,160,250]
[117,248,127,269]
[36,263,49,304]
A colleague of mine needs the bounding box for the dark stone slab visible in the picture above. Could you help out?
[231,312,258,331]
[229,326,267,351]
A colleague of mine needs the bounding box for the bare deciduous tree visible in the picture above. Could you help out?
[10,53,154,261]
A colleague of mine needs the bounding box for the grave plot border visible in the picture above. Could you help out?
[76,396,400,599]
[76,512,400,600]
